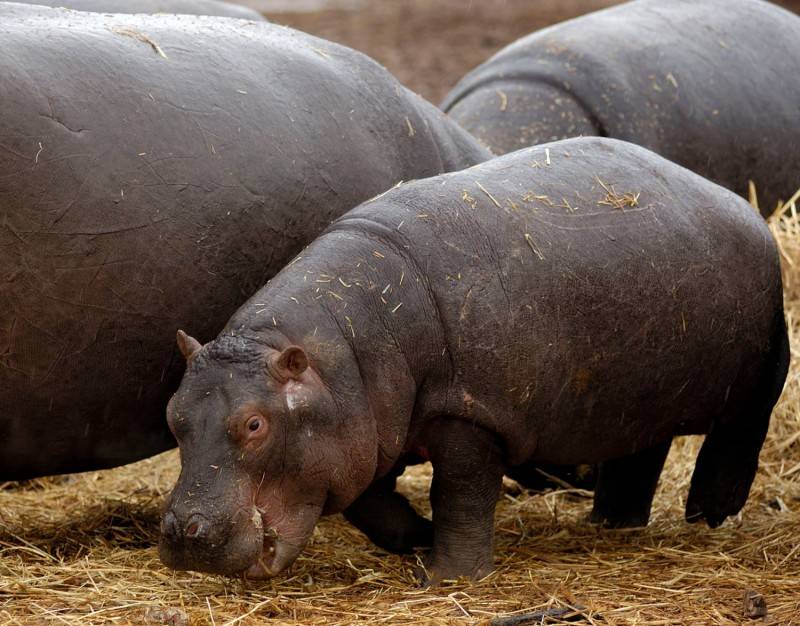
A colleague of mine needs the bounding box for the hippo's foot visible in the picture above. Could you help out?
[589,440,672,529]
[420,417,505,586]
[417,552,493,587]
[344,469,433,554]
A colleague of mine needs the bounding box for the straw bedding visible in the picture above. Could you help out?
[1,202,799,625]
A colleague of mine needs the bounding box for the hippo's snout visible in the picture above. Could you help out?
[158,506,263,576]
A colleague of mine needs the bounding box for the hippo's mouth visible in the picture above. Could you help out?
[242,511,305,579]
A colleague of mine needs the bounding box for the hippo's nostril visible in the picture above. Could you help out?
[184,513,208,540]
[162,510,180,539]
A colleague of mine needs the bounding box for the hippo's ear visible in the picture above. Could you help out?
[268,346,308,381]
[176,330,202,361]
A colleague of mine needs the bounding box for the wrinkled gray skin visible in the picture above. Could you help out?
[0,4,490,481]
[442,0,800,216]
[11,0,264,19]
[162,137,788,584]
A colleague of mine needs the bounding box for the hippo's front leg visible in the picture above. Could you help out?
[344,467,433,554]
[423,418,506,585]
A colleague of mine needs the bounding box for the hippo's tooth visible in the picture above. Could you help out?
[244,535,279,579]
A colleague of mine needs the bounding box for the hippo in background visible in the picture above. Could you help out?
[442,0,800,216]
[160,137,788,585]
[9,0,264,19]
[0,3,490,482]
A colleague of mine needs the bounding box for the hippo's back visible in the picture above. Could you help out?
[442,0,800,214]
[0,4,488,480]
[3,0,265,19]
[338,137,782,464]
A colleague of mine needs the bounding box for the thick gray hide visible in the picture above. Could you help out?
[7,0,265,19]
[0,4,490,480]
[442,0,800,215]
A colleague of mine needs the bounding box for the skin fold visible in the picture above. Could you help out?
[162,137,788,585]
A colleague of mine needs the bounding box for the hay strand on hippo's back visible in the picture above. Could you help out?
[1,204,799,625]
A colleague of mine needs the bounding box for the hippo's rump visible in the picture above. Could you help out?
[442,0,800,214]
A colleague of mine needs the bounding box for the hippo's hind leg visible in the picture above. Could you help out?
[589,439,672,528]
[344,464,432,554]
[686,317,790,528]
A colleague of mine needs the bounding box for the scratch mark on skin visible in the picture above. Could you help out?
[192,118,226,156]
[7,311,59,344]
[40,109,87,135]
[139,159,169,186]
[39,343,68,384]
[37,292,170,319]
[34,142,43,163]
[0,357,28,377]
[2,220,30,246]
[0,142,30,161]
[25,220,164,236]
[51,174,91,226]
[151,99,217,116]
[0,317,18,366]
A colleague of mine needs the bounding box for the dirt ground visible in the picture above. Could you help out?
[1,1,800,625]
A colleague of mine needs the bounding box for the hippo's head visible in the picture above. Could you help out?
[158,329,375,578]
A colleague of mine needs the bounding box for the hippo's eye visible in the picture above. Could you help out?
[244,415,267,439]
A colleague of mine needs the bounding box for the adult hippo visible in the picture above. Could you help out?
[160,137,788,584]
[0,3,490,481]
[442,0,800,216]
[11,0,264,19]
[6,0,264,19]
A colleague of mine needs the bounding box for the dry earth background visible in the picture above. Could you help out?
[2,1,800,624]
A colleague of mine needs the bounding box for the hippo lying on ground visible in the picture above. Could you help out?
[11,0,264,19]
[442,0,800,216]
[0,3,489,481]
[161,137,788,584]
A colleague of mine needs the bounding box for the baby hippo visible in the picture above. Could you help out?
[160,137,788,584]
